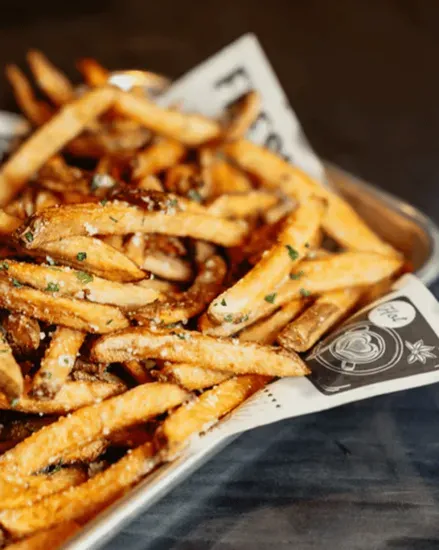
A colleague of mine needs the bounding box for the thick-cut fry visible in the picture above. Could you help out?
[0,338,24,402]
[122,360,153,385]
[142,252,192,282]
[222,91,261,141]
[1,260,158,308]
[0,277,128,333]
[17,202,248,248]
[224,140,398,256]
[132,139,186,179]
[239,298,307,344]
[0,87,117,206]
[115,91,220,145]
[278,288,362,352]
[206,191,278,218]
[34,236,145,282]
[157,374,269,450]
[0,383,187,476]
[154,363,232,391]
[27,49,75,106]
[5,64,53,126]
[60,439,108,465]
[92,327,310,378]
[77,58,109,87]
[4,521,81,550]
[132,255,226,325]
[209,196,325,324]
[31,328,85,399]
[0,381,124,414]
[3,314,40,356]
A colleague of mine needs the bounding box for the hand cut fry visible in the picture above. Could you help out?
[132,255,226,325]
[92,327,310,378]
[4,521,81,550]
[121,360,153,385]
[0,87,117,206]
[132,139,186,179]
[6,64,53,126]
[77,58,109,87]
[239,298,307,344]
[0,382,187,476]
[278,288,363,352]
[136,174,164,192]
[0,211,22,235]
[60,438,108,465]
[156,374,269,450]
[206,191,278,218]
[0,381,125,414]
[17,202,248,248]
[31,328,85,399]
[3,314,40,356]
[222,90,261,141]
[209,157,252,195]
[33,236,145,282]
[142,252,193,282]
[0,442,160,538]
[0,338,24,402]
[27,49,75,106]
[154,363,232,391]
[115,91,220,145]
[209,196,325,324]
[110,69,170,94]
[223,140,399,256]
[124,233,146,267]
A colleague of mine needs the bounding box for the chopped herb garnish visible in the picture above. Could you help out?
[221,299,227,306]
[106,319,113,325]
[12,279,22,288]
[42,371,52,379]
[76,271,94,285]
[175,332,188,340]
[100,199,108,206]
[51,461,63,473]
[63,357,70,364]
[10,398,19,408]
[264,293,277,304]
[290,270,304,280]
[285,244,299,261]
[45,282,59,293]
[77,252,87,261]
[300,288,311,297]
[304,242,310,248]
[224,314,233,323]
[240,314,250,323]
[109,216,119,223]
[187,189,202,203]
[0,261,8,271]
[167,198,178,208]
[24,232,33,243]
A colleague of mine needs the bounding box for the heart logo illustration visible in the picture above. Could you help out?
[333,331,381,364]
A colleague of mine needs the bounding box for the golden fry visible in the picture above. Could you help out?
[3,314,40,356]
[0,338,24,402]
[209,158,252,195]
[142,252,193,282]
[4,521,81,550]
[61,439,108,465]
[222,90,261,141]
[206,191,278,218]
[0,211,22,235]
[76,58,109,87]
[124,233,146,267]
[27,49,75,106]
[121,360,153,385]
[92,327,309,378]
[154,363,232,391]
[132,139,186,179]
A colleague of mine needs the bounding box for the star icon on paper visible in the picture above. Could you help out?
[405,339,437,364]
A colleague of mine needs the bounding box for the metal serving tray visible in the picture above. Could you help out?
[62,162,439,550]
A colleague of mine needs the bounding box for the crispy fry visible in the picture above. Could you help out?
[4,521,81,550]
[154,363,232,391]
[264,197,296,225]
[132,139,186,179]
[224,140,399,256]
[34,236,145,282]
[0,211,22,236]
[206,191,278,218]
[3,314,40,356]
[278,288,362,352]
[60,439,108,465]
[0,417,54,445]
[110,69,170,93]
[92,327,309,378]
[5,64,53,126]
[124,233,146,267]
[31,328,86,399]
[142,252,192,282]
[0,87,116,206]
[0,338,24,402]
[122,360,153,385]
[132,255,226,325]
[115,91,220,145]
[164,163,200,196]
[209,158,252,195]
[0,382,187,476]
[76,58,109,87]
[27,49,75,106]
[136,174,164,192]
[239,298,307,344]
[157,374,269,450]
[209,196,325,324]
[17,202,248,248]
[0,381,125,414]
[222,91,261,141]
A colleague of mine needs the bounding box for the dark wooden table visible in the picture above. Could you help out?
[2,1,439,548]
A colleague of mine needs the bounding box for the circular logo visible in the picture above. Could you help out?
[368,300,416,329]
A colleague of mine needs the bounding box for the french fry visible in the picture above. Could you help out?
[60,439,108,465]
[124,233,146,267]
[17,202,248,248]
[239,298,307,344]
[92,327,310,378]
[132,255,226,325]
[110,69,170,94]
[164,163,201,196]
[156,374,269,450]
[132,139,186,179]
[0,211,22,236]
[136,174,164,192]
[31,328,86,399]
[223,140,399,256]
[154,363,232,391]
[0,381,125,414]
[27,49,75,106]
[121,360,153,384]
[222,90,261,141]
[5,64,53,126]
[206,191,278,218]
[4,521,81,550]
[77,58,109,87]
[33,236,145,282]
[115,91,220,145]
[0,337,24,402]
[278,288,363,352]
[142,252,192,282]
[0,382,187,476]
[0,277,129,334]
[3,314,40,356]
[0,86,117,206]
[209,158,252,195]
[208,196,325,324]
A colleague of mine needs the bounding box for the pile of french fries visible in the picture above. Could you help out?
[0,50,404,549]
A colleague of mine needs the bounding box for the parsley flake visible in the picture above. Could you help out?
[12,279,22,288]
[24,232,33,243]
[76,271,94,285]
[106,319,113,325]
[109,216,119,223]
[100,199,108,206]
[0,261,8,271]
[300,288,311,297]
[10,398,19,408]
[224,314,233,323]
[221,299,227,306]
[264,293,276,304]
[285,245,299,261]
[45,282,59,293]
[187,189,202,203]
[175,332,188,340]
[304,242,310,248]
[42,371,52,379]
[290,270,304,280]
[77,252,87,261]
